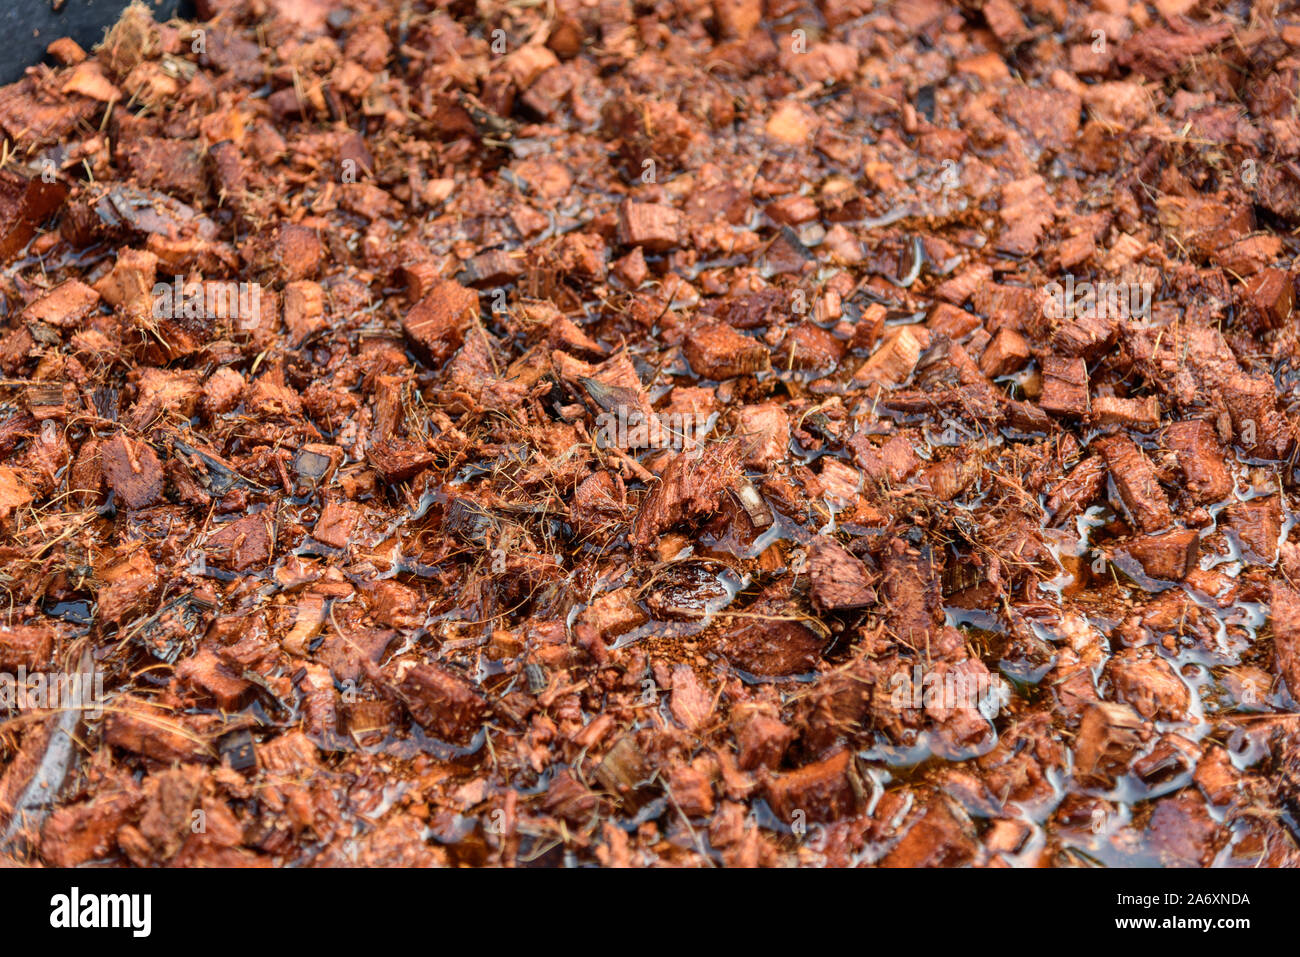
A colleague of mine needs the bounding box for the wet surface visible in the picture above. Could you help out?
[1,0,1300,868]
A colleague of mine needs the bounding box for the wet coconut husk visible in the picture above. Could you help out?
[0,0,1299,868]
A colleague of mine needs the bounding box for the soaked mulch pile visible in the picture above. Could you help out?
[2,0,1300,867]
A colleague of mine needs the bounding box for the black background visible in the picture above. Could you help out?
[1,0,197,85]
[1,864,1277,946]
